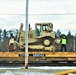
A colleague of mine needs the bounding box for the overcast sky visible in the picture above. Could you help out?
[0,0,76,35]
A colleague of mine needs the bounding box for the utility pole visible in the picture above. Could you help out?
[73,39,75,51]
[25,0,29,69]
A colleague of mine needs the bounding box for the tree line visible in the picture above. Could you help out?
[0,29,18,51]
[55,29,75,39]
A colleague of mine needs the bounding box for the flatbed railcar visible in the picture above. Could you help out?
[0,22,76,66]
[0,52,76,66]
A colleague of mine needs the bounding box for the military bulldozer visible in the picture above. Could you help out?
[9,22,61,51]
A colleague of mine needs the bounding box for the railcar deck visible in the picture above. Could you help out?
[0,52,76,66]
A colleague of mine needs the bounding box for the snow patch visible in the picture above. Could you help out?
[1,71,14,75]
[29,66,76,70]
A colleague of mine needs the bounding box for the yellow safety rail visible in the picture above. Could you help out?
[57,69,76,75]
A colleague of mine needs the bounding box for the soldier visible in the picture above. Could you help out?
[60,36,67,52]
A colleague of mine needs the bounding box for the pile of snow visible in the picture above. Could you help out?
[1,71,14,75]
[0,70,56,75]
[15,72,56,75]
[29,66,76,70]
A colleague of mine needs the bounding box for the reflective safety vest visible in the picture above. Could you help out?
[61,39,66,44]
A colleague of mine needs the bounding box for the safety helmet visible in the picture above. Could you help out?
[63,36,65,38]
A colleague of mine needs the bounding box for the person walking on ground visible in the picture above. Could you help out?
[60,36,67,52]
